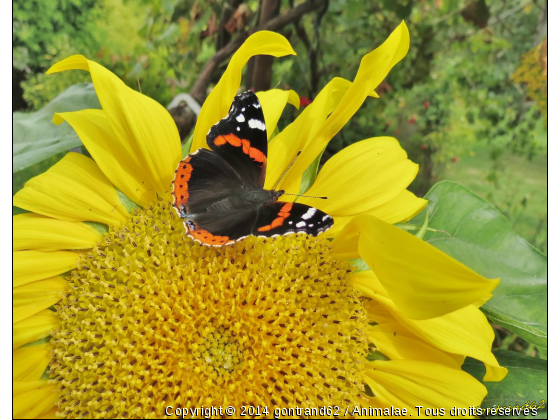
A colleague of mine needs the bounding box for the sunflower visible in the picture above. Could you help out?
[13,22,506,419]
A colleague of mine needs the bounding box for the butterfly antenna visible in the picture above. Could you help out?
[272,150,301,190]
[137,79,142,93]
[281,192,328,200]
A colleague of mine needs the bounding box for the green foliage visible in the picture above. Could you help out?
[411,181,547,349]
[443,140,547,254]
[13,83,100,173]
[13,83,100,216]
[112,0,216,106]
[13,0,100,71]
[463,351,547,418]
[511,40,548,125]
[15,0,146,109]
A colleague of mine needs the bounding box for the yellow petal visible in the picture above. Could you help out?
[266,77,355,189]
[358,215,500,319]
[279,22,410,193]
[13,343,52,381]
[299,137,418,216]
[37,408,58,419]
[349,269,389,298]
[255,89,299,139]
[54,109,156,206]
[13,213,101,251]
[367,323,463,369]
[363,360,487,417]
[47,55,181,198]
[191,32,296,152]
[14,251,78,288]
[13,309,60,350]
[13,276,69,323]
[328,190,427,238]
[13,380,60,419]
[330,216,361,260]
[13,152,128,225]
[369,294,508,382]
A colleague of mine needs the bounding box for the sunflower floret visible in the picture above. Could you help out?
[51,200,369,417]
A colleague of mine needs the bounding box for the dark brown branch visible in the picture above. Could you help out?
[216,0,244,50]
[249,0,281,91]
[190,0,328,104]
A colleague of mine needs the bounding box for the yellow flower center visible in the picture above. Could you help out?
[52,200,369,418]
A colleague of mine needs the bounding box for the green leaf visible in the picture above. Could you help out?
[415,210,429,239]
[348,258,370,273]
[13,150,69,200]
[21,335,51,348]
[13,83,100,173]
[463,351,547,419]
[299,152,322,195]
[117,189,140,213]
[412,181,547,347]
[83,221,109,235]
[182,134,194,158]
[366,350,389,361]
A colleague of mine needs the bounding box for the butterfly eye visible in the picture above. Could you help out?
[185,220,196,231]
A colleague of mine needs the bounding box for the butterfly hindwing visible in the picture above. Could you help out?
[185,208,258,246]
[251,202,334,237]
[206,91,268,188]
[172,148,243,216]
[173,148,259,246]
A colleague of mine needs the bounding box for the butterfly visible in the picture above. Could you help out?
[172,91,333,247]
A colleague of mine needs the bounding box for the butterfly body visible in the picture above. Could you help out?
[172,91,333,246]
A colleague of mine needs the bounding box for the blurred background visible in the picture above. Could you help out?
[13,0,547,260]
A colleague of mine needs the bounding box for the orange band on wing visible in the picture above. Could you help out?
[257,203,293,232]
[214,134,266,164]
[189,228,234,246]
[173,156,193,206]
[214,134,242,147]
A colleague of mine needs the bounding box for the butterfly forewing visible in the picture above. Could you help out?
[206,91,268,188]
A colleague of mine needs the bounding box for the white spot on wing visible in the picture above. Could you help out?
[242,107,246,111]
[236,114,245,123]
[301,208,316,220]
[248,119,266,131]
[288,221,293,225]
[237,127,240,131]
[296,221,306,228]
[322,215,331,221]
[252,102,261,109]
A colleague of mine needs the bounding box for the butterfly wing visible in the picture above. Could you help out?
[173,148,242,215]
[251,202,334,237]
[173,148,258,246]
[185,208,258,246]
[206,91,268,189]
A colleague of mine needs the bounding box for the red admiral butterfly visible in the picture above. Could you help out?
[172,91,333,246]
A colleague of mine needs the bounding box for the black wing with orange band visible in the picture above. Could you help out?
[206,91,268,188]
[172,148,258,246]
[172,148,242,216]
[251,202,334,237]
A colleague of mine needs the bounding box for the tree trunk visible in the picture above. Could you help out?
[246,0,281,91]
